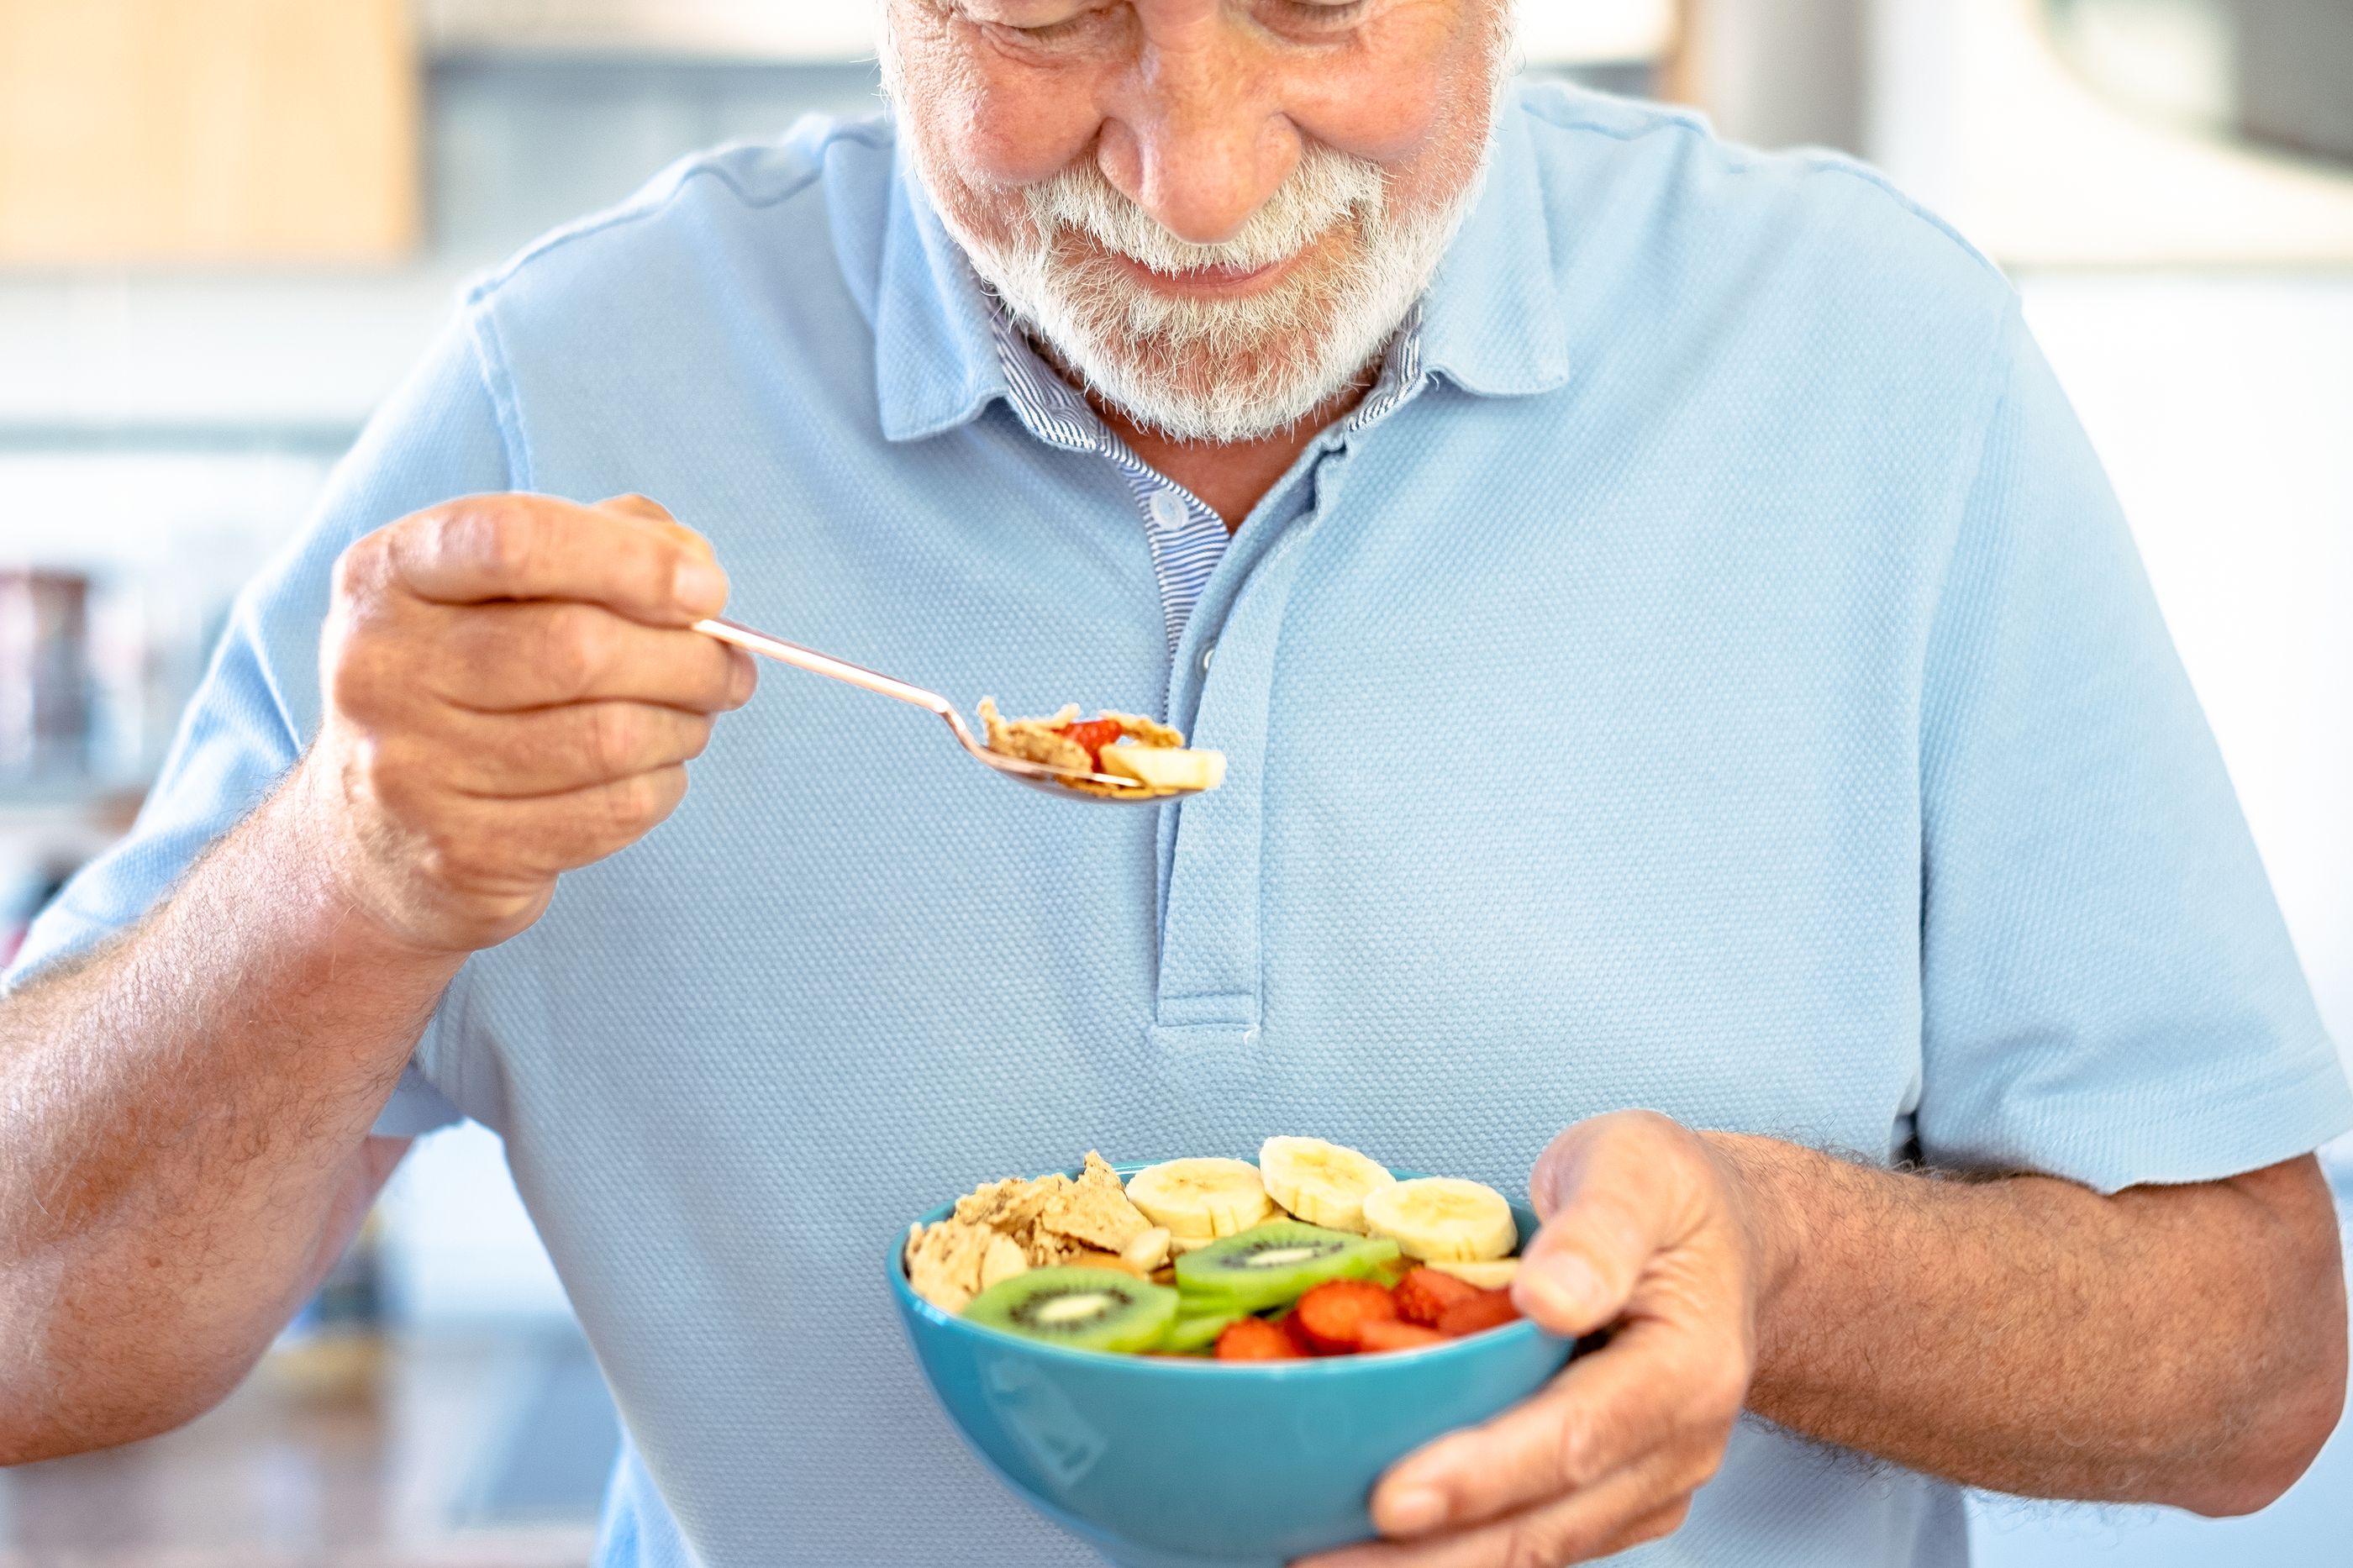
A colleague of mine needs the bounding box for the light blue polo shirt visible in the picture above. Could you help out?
[14,85,2348,1568]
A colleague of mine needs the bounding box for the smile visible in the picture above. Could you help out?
[1108,248,1306,299]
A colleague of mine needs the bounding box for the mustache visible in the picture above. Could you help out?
[1020,145,1391,276]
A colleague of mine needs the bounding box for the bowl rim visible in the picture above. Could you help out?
[889,1158,1556,1376]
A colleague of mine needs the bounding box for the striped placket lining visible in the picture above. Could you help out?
[986,303,1429,655]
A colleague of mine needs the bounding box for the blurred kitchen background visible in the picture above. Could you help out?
[0,1,2347,1565]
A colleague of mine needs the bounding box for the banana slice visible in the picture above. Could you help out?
[1426,1258,1519,1290]
[1101,745,1227,792]
[1361,1176,1518,1263]
[1121,1226,1173,1273]
[1124,1158,1276,1240]
[1258,1136,1396,1234]
[980,1234,1031,1291]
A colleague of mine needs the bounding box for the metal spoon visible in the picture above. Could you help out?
[695,618,1196,803]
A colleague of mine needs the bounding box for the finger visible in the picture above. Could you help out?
[1303,1455,1698,1568]
[596,492,680,527]
[1370,1317,1734,1537]
[1582,1496,1692,1560]
[392,702,717,797]
[376,494,731,626]
[486,766,692,876]
[418,601,755,713]
[1518,1113,1703,1336]
[595,494,719,563]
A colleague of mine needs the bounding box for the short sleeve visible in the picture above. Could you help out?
[3,313,516,1139]
[1914,307,2351,1192]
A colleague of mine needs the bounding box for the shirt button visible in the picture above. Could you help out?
[1148,490,1190,533]
[1201,644,1216,672]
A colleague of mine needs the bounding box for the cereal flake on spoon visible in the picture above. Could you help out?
[978,699,1226,798]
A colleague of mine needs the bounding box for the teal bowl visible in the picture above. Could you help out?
[890,1162,1578,1568]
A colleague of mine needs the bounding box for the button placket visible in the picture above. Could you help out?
[1147,521,1320,1054]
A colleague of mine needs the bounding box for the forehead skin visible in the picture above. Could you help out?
[887,0,1505,244]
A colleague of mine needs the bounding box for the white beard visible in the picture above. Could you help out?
[874,0,1515,446]
[875,0,1522,445]
[926,144,1486,445]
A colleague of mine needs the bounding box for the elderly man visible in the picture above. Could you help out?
[3,3,2346,1565]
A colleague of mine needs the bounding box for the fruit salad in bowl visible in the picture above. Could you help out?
[890,1139,1581,1568]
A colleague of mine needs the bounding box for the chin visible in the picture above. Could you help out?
[1066,298,1404,443]
[1085,371,1367,446]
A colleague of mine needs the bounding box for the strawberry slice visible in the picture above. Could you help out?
[1434,1287,1522,1339]
[1393,1266,1483,1327]
[1293,1279,1400,1355]
[1057,718,1124,771]
[1214,1317,1303,1361]
[1359,1319,1450,1354]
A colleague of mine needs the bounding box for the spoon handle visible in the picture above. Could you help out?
[694,618,954,718]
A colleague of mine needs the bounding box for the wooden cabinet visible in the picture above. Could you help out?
[0,0,418,266]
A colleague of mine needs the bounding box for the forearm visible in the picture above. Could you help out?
[0,494,743,1465]
[1713,1134,2346,1513]
[0,760,458,1460]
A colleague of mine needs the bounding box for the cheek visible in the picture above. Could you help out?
[925,41,1110,190]
[892,16,1108,248]
[1282,13,1498,208]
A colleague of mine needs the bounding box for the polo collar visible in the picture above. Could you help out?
[1416,88,1573,400]
[874,140,1012,444]
[871,86,1570,445]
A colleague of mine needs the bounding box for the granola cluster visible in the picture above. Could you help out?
[903,1151,1173,1313]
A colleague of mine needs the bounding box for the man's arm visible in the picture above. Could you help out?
[0,801,450,1462]
[1306,1112,2347,1568]
[1728,1134,2344,1514]
[0,495,750,1465]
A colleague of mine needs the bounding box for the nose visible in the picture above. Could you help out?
[1098,21,1298,245]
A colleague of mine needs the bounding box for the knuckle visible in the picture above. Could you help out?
[1552,1416,1603,1492]
[587,703,644,777]
[604,774,660,837]
[610,492,672,521]
[677,713,714,762]
[639,540,684,607]
[702,643,750,708]
[471,502,541,581]
[1614,1108,1682,1140]
[541,607,607,697]
[1498,1518,1569,1568]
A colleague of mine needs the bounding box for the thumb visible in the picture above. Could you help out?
[1514,1113,1689,1337]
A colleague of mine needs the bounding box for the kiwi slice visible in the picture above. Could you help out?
[1175,1220,1401,1314]
[1161,1306,1249,1355]
[965,1267,1178,1354]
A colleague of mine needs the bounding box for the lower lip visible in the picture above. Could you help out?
[1112,253,1292,297]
